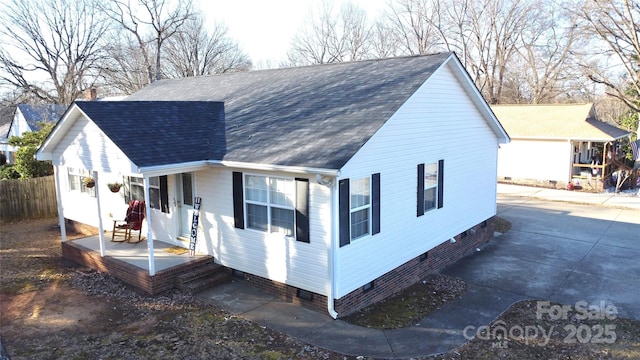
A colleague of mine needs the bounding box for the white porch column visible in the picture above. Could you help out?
[93,171,106,257]
[143,176,156,276]
[53,166,67,241]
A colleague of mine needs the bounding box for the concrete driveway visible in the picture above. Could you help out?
[199,194,640,358]
[444,195,640,320]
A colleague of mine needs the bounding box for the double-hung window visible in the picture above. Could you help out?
[350,177,371,240]
[338,173,380,247]
[124,176,145,203]
[245,175,295,236]
[417,160,444,217]
[67,167,95,196]
[124,176,165,211]
[423,163,438,212]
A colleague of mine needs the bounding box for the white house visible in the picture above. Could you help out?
[0,110,11,163]
[37,52,509,317]
[2,104,66,164]
[492,104,631,191]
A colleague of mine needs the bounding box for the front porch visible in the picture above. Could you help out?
[62,236,218,295]
[570,139,633,191]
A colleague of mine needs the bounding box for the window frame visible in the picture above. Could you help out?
[123,175,162,210]
[349,176,371,241]
[417,160,443,217]
[423,162,438,213]
[244,174,296,237]
[67,167,95,197]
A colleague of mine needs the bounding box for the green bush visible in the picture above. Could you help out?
[8,121,55,178]
[0,164,20,179]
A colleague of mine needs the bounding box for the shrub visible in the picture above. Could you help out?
[0,164,20,179]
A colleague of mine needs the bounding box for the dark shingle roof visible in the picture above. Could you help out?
[17,104,66,130]
[74,101,225,167]
[127,53,452,169]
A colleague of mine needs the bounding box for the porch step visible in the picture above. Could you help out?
[176,263,232,294]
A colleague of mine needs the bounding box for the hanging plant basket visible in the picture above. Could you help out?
[107,182,122,193]
[83,177,95,188]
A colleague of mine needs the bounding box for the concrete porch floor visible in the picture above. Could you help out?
[68,235,209,273]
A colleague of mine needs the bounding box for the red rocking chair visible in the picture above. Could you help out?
[111,200,145,243]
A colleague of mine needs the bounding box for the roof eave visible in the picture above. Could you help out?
[510,134,630,141]
[137,160,210,177]
[36,104,77,161]
[214,160,340,177]
[138,160,340,178]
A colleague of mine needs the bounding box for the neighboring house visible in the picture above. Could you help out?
[492,103,631,192]
[0,107,12,163]
[3,104,66,164]
[37,52,509,317]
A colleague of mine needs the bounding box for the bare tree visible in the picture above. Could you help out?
[0,0,110,105]
[102,0,195,84]
[578,0,640,112]
[163,16,251,78]
[287,1,372,65]
[383,0,444,55]
[503,2,587,104]
[369,18,404,58]
[382,0,534,103]
[101,36,151,94]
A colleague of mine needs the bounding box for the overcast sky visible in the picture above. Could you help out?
[197,0,387,67]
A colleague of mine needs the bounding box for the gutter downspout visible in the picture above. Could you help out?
[327,179,339,319]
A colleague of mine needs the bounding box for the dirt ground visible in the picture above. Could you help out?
[1,218,639,359]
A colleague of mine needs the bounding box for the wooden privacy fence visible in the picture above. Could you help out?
[0,175,57,222]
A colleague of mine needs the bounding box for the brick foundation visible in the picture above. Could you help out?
[333,217,495,317]
[236,218,495,317]
[62,241,216,295]
[241,273,330,314]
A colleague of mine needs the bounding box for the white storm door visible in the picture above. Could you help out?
[177,172,194,238]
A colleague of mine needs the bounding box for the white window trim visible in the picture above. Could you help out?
[244,174,296,237]
[124,175,161,210]
[350,176,371,241]
[424,163,438,213]
[67,167,95,197]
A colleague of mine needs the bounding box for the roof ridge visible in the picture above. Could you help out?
[150,52,453,84]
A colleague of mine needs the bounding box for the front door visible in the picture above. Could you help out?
[177,172,194,238]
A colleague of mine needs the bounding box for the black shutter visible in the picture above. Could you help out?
[160,175,169,213]
[417,164,425,217]
[295,178,310,243]
[371,173,380,235]
[232,172,244,229]
[338,178,350,247]
[437,159,444,209]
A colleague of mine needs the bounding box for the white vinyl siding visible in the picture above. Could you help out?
[335,61,500,298]
[51,112,137,175]
[48,113,166,237]
[498,139,571,184]
[197,168,331,296]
